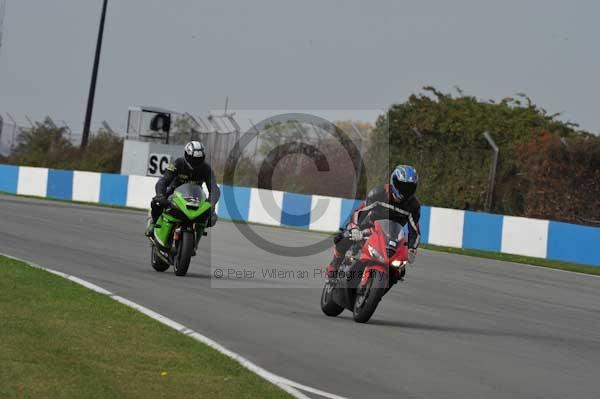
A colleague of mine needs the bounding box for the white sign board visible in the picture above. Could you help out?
[147,153,172,177]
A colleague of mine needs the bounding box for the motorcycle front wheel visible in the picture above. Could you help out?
[353,270,386,323]
[174,231,194,276]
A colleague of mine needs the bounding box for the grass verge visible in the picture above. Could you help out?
[0,255,291,399]
[421,244,600,276]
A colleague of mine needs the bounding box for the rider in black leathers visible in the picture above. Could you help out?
[145,141,220,236]
[326,165,421,277]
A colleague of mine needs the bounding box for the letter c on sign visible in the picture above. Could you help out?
[159,156,169,174]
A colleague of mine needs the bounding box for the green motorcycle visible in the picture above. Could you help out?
[148,183,212,276]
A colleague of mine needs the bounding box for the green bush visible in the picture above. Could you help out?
[370,87,600,224]
[79,130,123,172]
[6,118,123,173]
[517,131,600,224]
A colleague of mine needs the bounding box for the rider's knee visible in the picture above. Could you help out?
[207,211,218,227]
[333,229,345,244]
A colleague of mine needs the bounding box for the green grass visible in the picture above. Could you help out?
[0,256,291,399]
[421,244,600,276]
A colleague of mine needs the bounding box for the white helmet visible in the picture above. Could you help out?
[184,141,206,168]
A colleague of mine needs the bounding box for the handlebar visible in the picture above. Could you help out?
[342,229,372,239]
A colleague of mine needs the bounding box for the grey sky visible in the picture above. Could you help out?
[1,0,599,134]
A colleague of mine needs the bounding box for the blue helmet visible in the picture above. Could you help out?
[390,165,419,201]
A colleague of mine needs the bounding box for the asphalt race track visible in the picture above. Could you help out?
[2,194,600,399]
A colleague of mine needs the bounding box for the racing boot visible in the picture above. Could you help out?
[325,249,344,279]
[145,217,155,237]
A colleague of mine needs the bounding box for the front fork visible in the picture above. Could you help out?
[171,224,207,258]
[170,227,181,263]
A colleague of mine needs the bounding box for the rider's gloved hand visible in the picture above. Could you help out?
[408,248,417,264]
[349,228,363,241]
[153,194,168,207]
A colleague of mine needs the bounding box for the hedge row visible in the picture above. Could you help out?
[1,119,123,173]
[369,87,600,225]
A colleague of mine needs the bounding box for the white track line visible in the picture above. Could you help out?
[2,253,347,399]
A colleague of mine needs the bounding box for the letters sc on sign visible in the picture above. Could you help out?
[147,153,172,177]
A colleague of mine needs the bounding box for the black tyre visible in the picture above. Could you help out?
[353,270,386,323]
[151,246,170,272]
[320,280,344,317]
[174,231,194,277]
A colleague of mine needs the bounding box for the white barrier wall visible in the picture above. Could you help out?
[126,175,157,209]
[427,207,465,248]
[72,171,101,203]
[248,188,284,226]
[310,195,342,232]
[17,166,48,197]
[501,216,549,258]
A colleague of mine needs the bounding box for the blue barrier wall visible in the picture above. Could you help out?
[547,221,600,266]
[281,192,312,228]
[99,173,128,206]
[419,206,431,245]
[1,164,598,267]
[0,164,18,193]
[47,169,73,200]
[463,211,503,252]
[218,185,251,222]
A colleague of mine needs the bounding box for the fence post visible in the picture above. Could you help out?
[483,131,499,211]
[351,122,365,198]
[183,112,201,141]
[6,113,17,152]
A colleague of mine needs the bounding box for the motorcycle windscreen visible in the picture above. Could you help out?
[375,219,404,242]
[173,183,207,202]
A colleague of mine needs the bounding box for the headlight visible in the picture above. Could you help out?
[367,245,385,262]
[391,260,407,267]
[186,201,199,209]
[185,197,200,209]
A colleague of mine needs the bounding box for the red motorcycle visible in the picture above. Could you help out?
[320,219,409,323]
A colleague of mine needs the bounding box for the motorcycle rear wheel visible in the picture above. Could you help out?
[174,231,194,276]
[320,280,344,317]
[353,270,386,323]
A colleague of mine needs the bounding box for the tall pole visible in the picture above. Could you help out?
[0,0,6,57]
[483,131,499,212]
[81,0,108,149]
